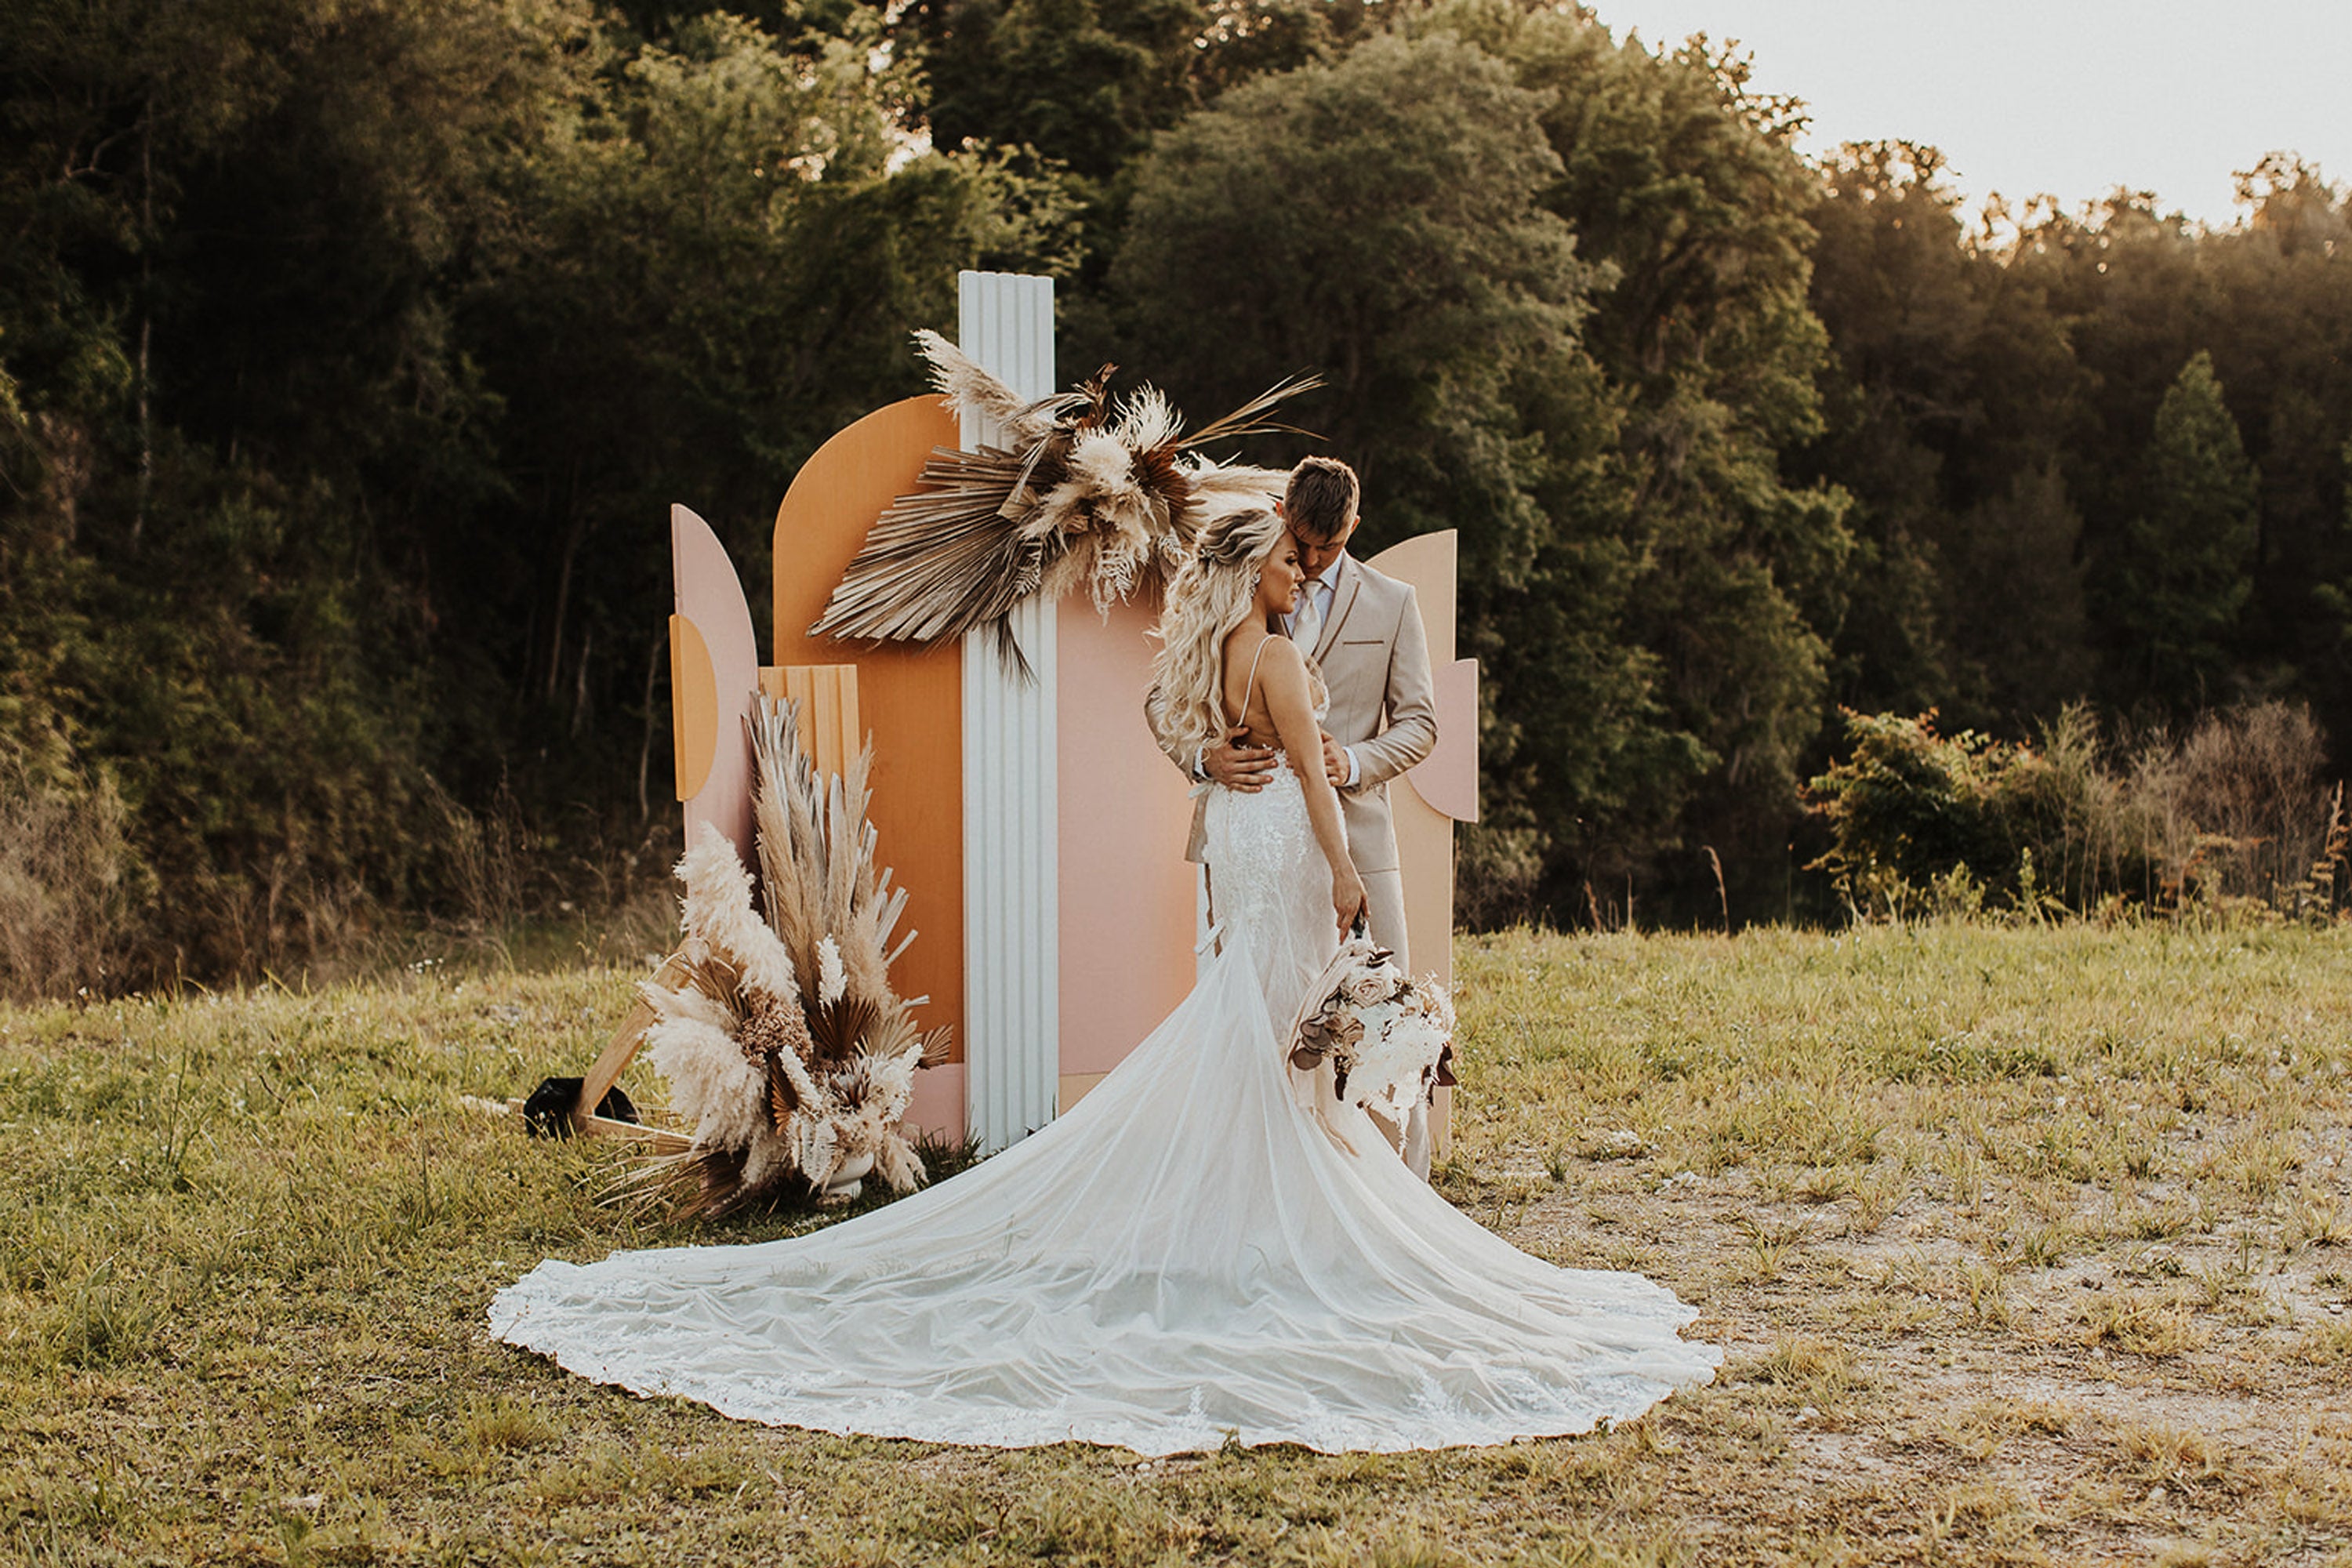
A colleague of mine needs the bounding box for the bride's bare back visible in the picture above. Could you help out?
[1220,624,1287,750]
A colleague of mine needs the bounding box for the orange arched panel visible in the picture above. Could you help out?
[669,613,717,803]
[774,396,965,1079]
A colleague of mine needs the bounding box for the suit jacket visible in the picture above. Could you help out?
[1152,554,1438,874]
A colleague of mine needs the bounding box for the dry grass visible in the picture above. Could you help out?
[5,920,2352,1564]
[0,750,147,1003]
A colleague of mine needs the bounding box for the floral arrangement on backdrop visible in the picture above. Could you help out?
[1290,932,1456,1143]
[808,330,1320,670]
[631,694,948,1218]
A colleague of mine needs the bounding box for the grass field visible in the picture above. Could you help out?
[5,921,2350,1566]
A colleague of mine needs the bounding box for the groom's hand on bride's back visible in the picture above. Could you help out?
[1205,728,1277,791]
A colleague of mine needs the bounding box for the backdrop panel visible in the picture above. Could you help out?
[1054,596,1198,1108]
[771,395,968,1136]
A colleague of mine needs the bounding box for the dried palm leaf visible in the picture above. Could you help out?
[808,334,1322,668]
[1169,372,1325,453]
[911,329,1080,448]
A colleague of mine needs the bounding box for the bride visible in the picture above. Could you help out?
[492,508,1719,1454]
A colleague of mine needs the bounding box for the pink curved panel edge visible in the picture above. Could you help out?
[1408,659,1480,824]
[1363,532,1479,825]
[673,503,761,868]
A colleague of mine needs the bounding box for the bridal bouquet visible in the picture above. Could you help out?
[1290,934,1456,1139]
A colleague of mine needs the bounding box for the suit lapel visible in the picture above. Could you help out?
[1314,555,1363,662]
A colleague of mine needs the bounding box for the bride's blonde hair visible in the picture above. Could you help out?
[1149,507,1322,764]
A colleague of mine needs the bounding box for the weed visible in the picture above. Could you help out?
[2124,1197,2200,1240]
[2291,1318,2352,1366]
[1739,1337,1866,1403]
[1996,1219,2069,1270]
[1848,1171,1906,1233]
[1738,1221,1806,1283]
[2290,1194,2345,1250]
[1959,1259,2012,1328]
[2114,1420,2223,1486]
[1938,1137,1987,1210]
[2082,1294,2208,1357]
[462,1394,561,1454]
[1795,1167,1850,1206]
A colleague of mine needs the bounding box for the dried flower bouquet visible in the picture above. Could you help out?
[630,695,947,1218]
[810,331,1320,670]
[1290,934,1457,1145]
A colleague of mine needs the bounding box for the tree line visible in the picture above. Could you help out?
[2,0,2348,989]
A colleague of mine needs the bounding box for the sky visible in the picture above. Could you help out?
[1592,0,2351,230]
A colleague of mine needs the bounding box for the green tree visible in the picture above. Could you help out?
[0,0,1055,984]
[0,0,576,977]
[1109,26,1689,906]
[902,0,1208,181]
[1428,2,1854,908]
[1799,143,1973,717]
[2201,161,2352,736]
[1800,142,2098,732]
[458,11,1051,786]
[2101,350,2259,713]
[1944,462,2092,722]
[898,0,1385,343]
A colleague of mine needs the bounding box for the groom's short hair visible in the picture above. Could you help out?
[1284,457,1359,542]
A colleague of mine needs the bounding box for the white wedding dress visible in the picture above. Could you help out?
[492,756,1719,1454]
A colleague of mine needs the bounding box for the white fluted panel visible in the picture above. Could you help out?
[959,270,1059,1152]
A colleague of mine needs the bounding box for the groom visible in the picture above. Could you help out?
[1170,456,1441,1173]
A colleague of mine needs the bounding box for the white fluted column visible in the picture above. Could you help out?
[959,270,1059,1151]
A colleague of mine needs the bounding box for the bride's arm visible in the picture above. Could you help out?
[1259,638,1367,931]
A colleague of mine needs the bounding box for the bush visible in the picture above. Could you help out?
[1807,701,2336,919]
[1806,711,2064,917]
[2134,701,2334,906]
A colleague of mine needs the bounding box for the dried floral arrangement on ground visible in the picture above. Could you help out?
[632,695,947,1218]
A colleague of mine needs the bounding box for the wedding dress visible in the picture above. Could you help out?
[492,752,1719,1454]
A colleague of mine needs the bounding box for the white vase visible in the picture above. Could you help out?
[822,1149,877,1203]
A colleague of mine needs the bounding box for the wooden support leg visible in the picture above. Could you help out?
[575,952,691,1133]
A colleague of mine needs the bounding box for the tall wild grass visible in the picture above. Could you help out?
[0,746,147,1000]
[0,748,677,1000]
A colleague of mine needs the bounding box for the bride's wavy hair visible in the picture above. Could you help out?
[1149,507,1320,764]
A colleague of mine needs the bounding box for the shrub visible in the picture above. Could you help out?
[1805,711,2049,916]
[1807,701,2336,919]
[2153,701,2332,905]
[1456,822,1545,931]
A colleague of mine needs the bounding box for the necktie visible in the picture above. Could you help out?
[1290,583,1323,655]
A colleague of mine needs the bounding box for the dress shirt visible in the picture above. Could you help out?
[1285,557,1360,788]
